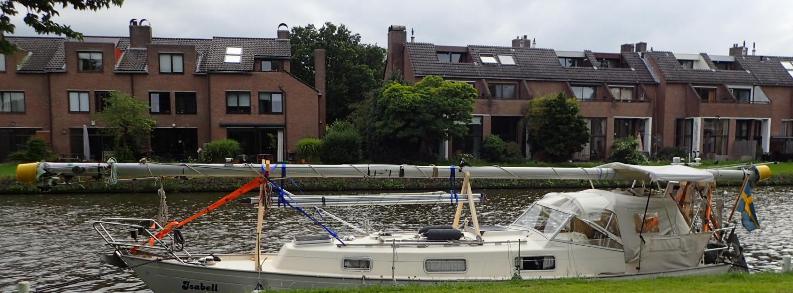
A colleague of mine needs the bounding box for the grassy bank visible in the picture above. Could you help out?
[0,162,792,194]
[293,273,793,293]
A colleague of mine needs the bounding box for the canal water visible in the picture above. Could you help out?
[1,187,791,292]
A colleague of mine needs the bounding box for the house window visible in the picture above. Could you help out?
[703,119,729,156]
[77,52,102,72]
[224,47,242,63]
[781,61,793,78]
[261,60,281,72]
[175,92,197,114]
[488,83,516,99]
[675,119,693,152]
[596,57,627,68]
[479,54,498,64]
[259,92,283,114]
[0,92,25,113]
[730,87,752,103]
[679,60,694,69]
[589,118,606,160]
[437,52,465,63]
[498,55,516,65]
[342,258,371,271]
[159,53,184,73]
[571,86,596,100]
[0,53,5,72]
[558,57,587,68]
[515,256,555,270]
[694,87,716,103]
[609,86,635,101]
[424,259,467,273]
[149,92,171,114]
[68,91,90,112]
[782,121,793,137]
[226,91,251,114]
[713,61,740,70]
[95,91,113,112]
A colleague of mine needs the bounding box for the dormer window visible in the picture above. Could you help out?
[437,52,465,63]
[674,53,710,70]
[260,59,282,71]
[782,61,793,77]
[679,60,694,69]
[594,54,628,69]
[710,55,742,71]
[479,54,498,64]
[78,52,102,72]
[159,53,184,74]
[224,47,242,63]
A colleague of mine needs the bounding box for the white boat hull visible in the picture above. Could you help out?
[122,254,733,292]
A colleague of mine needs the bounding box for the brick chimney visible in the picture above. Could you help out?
[729,43,748,57]
[512,35,530,48]
[277,23,290,39]
[314,48,327,135]
[129,19,152,48]
[635,42,647,53]
[386,25,407,80]
[620,43,635,53]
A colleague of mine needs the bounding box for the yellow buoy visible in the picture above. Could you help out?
[16,163,39,184]
[755,164,772,181]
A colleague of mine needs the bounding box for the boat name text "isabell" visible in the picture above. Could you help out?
[181,281,218,291]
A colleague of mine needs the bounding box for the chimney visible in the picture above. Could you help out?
[386,25,407,79]
[129,19,152,48]
[277,23,289,39]
[635,42,647,53]
[729,43,748,57]
[511,35,530,48]
[620,43,634,53]
[314,48,327,136]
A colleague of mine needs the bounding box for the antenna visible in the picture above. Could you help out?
[752,42,756,55]
[410,28,415,42]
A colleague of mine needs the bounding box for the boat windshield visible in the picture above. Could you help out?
[510,204,571,237]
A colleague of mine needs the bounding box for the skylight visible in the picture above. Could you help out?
[498,55,516,65]
[782,61,793,77]
[224,47,243,63]
[480,54,498,64]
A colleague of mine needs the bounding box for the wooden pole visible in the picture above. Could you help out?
[254,160,269,272]
[464,171,481,237]
[727,175,750,223]
[452,172,468,228]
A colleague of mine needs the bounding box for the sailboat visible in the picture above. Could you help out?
[15,161,770,292]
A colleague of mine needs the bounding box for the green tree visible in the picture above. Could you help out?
[609,137,649,164]
[0,0,124,53]
[290,22,385,123]
[200,139,241,163]
[94,92,155,161]
[8,137,55,162]
[526,93,590,162]
[319,121,361,164]
[362,76,476,163]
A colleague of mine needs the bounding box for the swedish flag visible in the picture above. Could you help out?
[737,178,760,231]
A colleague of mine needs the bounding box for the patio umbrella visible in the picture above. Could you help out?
[635,130,644,152]
[83,124,91,161]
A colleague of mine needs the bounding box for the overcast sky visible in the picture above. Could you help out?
[9,0,793,56]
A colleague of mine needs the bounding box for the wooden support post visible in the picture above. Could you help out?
[254,160,269,272]
[464,171,481,237]
[451,172,468,228]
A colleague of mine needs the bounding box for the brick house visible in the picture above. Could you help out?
[385,25,793,161]
[0,21,326,162]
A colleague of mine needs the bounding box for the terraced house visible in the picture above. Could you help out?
[385,25,793,161]
[0,21,326,162]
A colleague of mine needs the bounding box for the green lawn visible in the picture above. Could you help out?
[0,163,15,178]
[293,273,793,293]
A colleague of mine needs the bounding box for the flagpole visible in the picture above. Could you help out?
[727,174,750,223]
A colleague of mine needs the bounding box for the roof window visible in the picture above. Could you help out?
[782,61,793,77]
[224,47,243,63]
[497,55,516,65]
[479,54,498,64]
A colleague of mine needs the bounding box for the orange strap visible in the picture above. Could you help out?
[138,177,265,250]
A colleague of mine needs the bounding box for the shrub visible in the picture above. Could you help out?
[296,138,323,163]
[608,137,648,165]
[654,147,688,161]
[481,135,524,162]
[320,121,362,164]
[201,139,241,163]
[8,137,56,162]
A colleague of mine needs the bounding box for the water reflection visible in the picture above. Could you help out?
[0,187,790,292]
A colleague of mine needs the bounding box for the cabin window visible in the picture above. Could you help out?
[633,211,660,233]
[515,256,555,270]
[569,217,623,250]
[511,204,571,236]
[342,258,371,271]
[424,259,467,273]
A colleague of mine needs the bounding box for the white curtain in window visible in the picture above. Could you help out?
[159,54,171,72]
[238,93,250,107]
[173,55,183,73]
[150,93,161,112]
[272,93,283,112]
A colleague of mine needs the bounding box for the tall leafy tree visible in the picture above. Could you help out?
[95,92,155,161]
[526,93,590,162]
[0,0,124,53]
[290,22,385,123]
[362,76,476,163]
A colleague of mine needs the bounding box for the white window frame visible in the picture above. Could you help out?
[728,85,753,103]
[341,257,372,272]
[224,47,243,63]
[159,53,184,73]
[479,54,498,64]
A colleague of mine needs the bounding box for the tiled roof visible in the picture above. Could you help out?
[646,51,793,86]
[406,42,657,84]
[7,35,290,74]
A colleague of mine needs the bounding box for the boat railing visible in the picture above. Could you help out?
[92,217,192,263]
